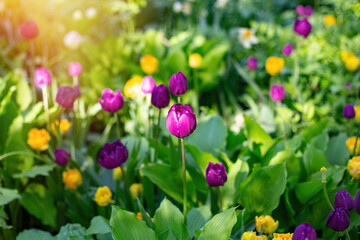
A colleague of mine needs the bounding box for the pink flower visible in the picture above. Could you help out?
[68,62,83,76]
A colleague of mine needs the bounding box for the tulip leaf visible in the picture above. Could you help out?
[185,144,220,175]
[55,223,92,240]
[302,119,328,142]
[238,163,286,213]
[187,206,212,239]
[0,188,20,205]
[303,143,330,175]
[325,133,349,166]
[13,164,55,179]
[195,207,237,240]
[244,115,272,147]
[153,198,189,240]
[86,216,111,235]
[17,229,54,240]
[110,206,156,240]
[137,198,154,229]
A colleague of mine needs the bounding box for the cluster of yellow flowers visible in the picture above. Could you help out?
[62,168,82,189]
[242,216,291,240]
[341,51,359,72]
[27,128,51,151]
[265,57,284,76]
[51,119,72,135]
[94,186,113,207]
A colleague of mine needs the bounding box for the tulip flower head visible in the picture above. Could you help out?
[296,5,313,17]
[113,167,125,181]
[282,44,293,56]
[265,57,284,76]
[166,103,197,138]
[326,208,350,232]
[270,84,285,102]
[189,53,202,69]
[334,190,353,211]
[355,106,360,122]
[347,156,360,180]
[141,76,156,94]
[168,72,188,96]
[124,75,143,98]
[20,20,39,39]
[241,232,256,240]
[27,128,50,151]
[51,119,72,135]
[272,233,292,240]
[99,88,124,113]
[56,85,81,109]
[54,149,71,166]
[255,215,279,234]
[94,186,112,207]
[205,162,227,187]
[34,68,51,89]
[294,19,312,38]
[140,55,159,75]
[292,223,317,240]
[247,56,258,70]
[346,136,360,155]
[62,168,82,190]
[324,15,337,27]
[343,104,355,119]
[98,140,128,169]
[68,62,82,76]
[130,183,143,199]
[151,84,170,109]
[353,189,360,215]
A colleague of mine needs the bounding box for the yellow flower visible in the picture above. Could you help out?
[241,231,256,240]
[345,56,359,72]
[113,167,126,181]
[324,15,337,27]
[346,136,360,155]
[27,128,50,151]
[62,168,82,189]
[94,186,112,207]
[189,53,202,69]
[140,55,158,75]
[255,215,279,234]
[51,119,72,135]
[136,212,143,220]
[355,106,360,122]
[130,183,143,199]
[124,75,143,98]
[347,156,360,179]
[255,236,268,240]
[273,233,293,240]
[341,51,355,62]
[265,57,284,76]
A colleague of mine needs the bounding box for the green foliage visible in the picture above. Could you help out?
[17,229,54,240]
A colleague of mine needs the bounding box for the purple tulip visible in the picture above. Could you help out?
[353,189,360,214]
[326,208,350,232]
[343,104,355,119]
[296,5,305,15]
[247,56,258,70]
[99,89,124,113]
[34,68,51,89]
[296,5,313,17]
[168,72,188,96]
[141,76,156,94]
[151,84,170,109]
[98,140,128,169]
[166,103,196,138]
[54,149,70,166]
[345,82,352,91]
[294,19,312,38]
[282,44,293,56]
[293,223,317,240]
[56,85,81,109]
[205,162,227,187]
[334,190,353,211]
[270,84,285,102]
[68,62,83,76]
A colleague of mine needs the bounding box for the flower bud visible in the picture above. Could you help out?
[334,190,353,211]
[140,55,158,75]
[98,140,128,169]
[168,72,188,96]
[56,85,81,109]
[292,222,317,240]
[94,186,112,207]
[270,84,285,102]
[205,162,227,187]
[124,75,142,98]
[151,84,170,109]
[68,62,82,76]
[20,20,39,39]
[247,56,258,70]
[54,149,70,166]
[353,188,360,215]
[347,156,360,180]
[99,88,124,113]
[343,104,355,119]
[241,231,256,240]
[141,76,156,94]
[27,128,50,151]
[325,208,350,232]
[296,5,313,17]
[324,15,337,27]
[166,103,196,138]
[130,183,143,199]
[265,57,284,76]
[255,215,279,234]
[62,169,82,189]
[34,68,51,89]
[189,53,202,69]
[282,44,293,56]
[294,19,312,38]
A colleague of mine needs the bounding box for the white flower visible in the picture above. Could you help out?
[236,28,258,49]
[64,31,84,50]
[230,113,245,134]
[85,7,97,19]
[173,1,183,13]
[215,0,228,9]
[72,10,83,21]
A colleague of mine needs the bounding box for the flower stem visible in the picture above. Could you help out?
[147,95,152,139]
[120,165,134,210]
[217,187,222,212]
[73,76,79,114]
[30,40,36,105]
[345,230,350,240]
[177,96,181,104]
[353,124,360,156]
[181,138,187,222]
[114,113,121,139]
[322,182,334,210]
[41,86,50,131]
[335,232,338,240]
[194,69,199,117]
[153,109,161,163]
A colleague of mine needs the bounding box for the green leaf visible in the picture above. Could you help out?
[20,183,57,227]
[185,144,220,175]
[302,119,328,142]
[137,198,154,229]
[13,165,55,179]
[325,133,349,166]
[86,216,111,235]
[294,179,322,204]
[187,206,212,239]
[303,144,330,175]
[154,198,189,240]
[0,188,20,205]
[310,132,329,151]
[16,77,32,111]
[195,207,237,240]
[17,229,54,240]
[55,223,93,240]
[187,115,227,154]
[110,206,157,240]
[238,164,286,213]
[244,115,272,146]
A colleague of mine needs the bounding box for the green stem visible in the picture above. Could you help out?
[121,165,134,210]
[177,96,181,104]
[147,95,152,139]
[345,230,350,240]
[42,86,50,131]
[153,109,161,163]
[335,232,338,240]
[217,187,222,212]
[353,124,359,156]
[30,40,36,105]
[194,69,199,117]
[181,138,187,222]
[114,113,121,139]
[322,182,334,210]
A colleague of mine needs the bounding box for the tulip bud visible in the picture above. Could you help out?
[347,156,360,180]
[247,56,258,70]
[282,44,293,56]
[265,57,284,76]
[296,5,313,17]
[189,53,202,69]
[151,84,170,109]
[353,188,360,215]
[294,19,312,38]
[343,104,355,119]
[205,162,227,187]
[56,85,81,109]
[334,190,353,211]
[292,222,317,240]
[20,20,39,39]
[270,84,285,102]
[98,140,128,169]
[68,62,82,76]
[98,89,124,113]
[325,208,350,232]
[54,149,71,166]
[168,72,188,96]
[166,103,196,138]
[141,76,156,94]
[34,68,51,89]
